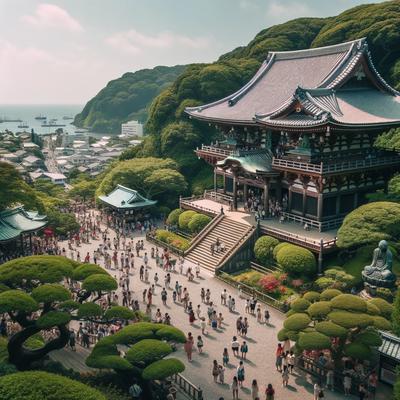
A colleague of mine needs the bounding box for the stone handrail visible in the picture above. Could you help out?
[172,373,203,400]
[184,213,224,254]
[217,224,256,269]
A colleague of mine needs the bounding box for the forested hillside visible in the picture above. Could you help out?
[78,1,400,193]
[74,65,185,133]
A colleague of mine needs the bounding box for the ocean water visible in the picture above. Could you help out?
[0,104,84,136]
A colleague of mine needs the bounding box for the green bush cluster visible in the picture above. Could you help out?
[254,236,280,265]
[188,213,212,233]
[155,229,191,251]
[0,371,107,400]
[175,210,212,233]
[276,244,316,277]
[281,290,389,359]
[166,208,184,226]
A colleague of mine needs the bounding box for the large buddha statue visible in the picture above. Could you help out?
[362,240,396,288]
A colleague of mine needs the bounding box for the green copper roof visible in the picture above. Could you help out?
[98,184,157,210]
[0,207,47,242]
[217,150,276,175]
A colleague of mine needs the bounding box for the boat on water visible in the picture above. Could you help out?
[35,115,46,120]
[17,122,29,129]
[74,128,88,133]
[41,119,66,127]
[62,115,74,120]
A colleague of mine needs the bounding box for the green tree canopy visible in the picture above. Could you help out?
[278,291,390,364]
[254,236,280,265]
[97,157,187,208]
[337,202,400,248]
[0,256,130,369]
[87,322,185,385]
[0,371,106,400]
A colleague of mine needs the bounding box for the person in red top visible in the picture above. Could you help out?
[275,343,283,372]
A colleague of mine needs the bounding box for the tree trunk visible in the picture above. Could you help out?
[8,324,70,370]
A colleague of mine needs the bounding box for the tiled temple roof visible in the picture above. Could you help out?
[186,38,400,130]
[98,184,157,210]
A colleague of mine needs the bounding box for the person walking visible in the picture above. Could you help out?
[282,365,289,387]
[275,343,283,372]
[222,348,229,366]
[231,336,240,357]
[265,383,275,400]
[231,376,239,400]
[184,332,194,362]
[237,360,245,387]
[161,288,167,306]
[197,335,204,354]
[240,341,248,360]
[251,379,259,400]
[212,360,219,383]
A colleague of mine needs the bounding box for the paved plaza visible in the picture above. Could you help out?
[58,213,390,400]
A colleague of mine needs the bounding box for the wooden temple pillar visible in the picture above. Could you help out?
[302,189,307,217]
[213,168,217,192]
[223,173,226,194]
[20,235,24,256]
[276,178,282,203]
[243,183,248,203]
[317,193,323,221]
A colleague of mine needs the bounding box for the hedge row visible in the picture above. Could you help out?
[167,209,212,233]
[155,230,191,251]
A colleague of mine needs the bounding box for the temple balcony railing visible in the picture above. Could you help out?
[272,155,400,175]
[195,144,235,157]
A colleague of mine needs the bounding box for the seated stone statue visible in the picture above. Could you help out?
[362,240,396,288]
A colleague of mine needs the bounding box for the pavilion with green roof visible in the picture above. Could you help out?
[0,207,47,258]
[98,185,156,222]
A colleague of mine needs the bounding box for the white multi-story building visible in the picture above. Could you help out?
[121,120,143,136]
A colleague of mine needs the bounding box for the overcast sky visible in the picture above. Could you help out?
[0,0,384,105]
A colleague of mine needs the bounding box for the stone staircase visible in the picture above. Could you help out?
[185,216,254,272]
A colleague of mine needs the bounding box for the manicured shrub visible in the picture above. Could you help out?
[82,274,118,292]
[303,291,320,303]
[36,311,71,329]
[307,301,332,319]
[320,288,342,301]
[254,236,279,265]
[290,298,311,313]
[72,264,108,281]
[178,210,197,230]
[328,311,372,329]
[368,298,394,319]
[366,302,381,316]
[258,274,280,293]
[104,306,135,321]
[126,339,172,366]
[371,315,392,331]
[330,294,367,313]
[283,313,311,331]
[78,302,103,319]
[142,358,185,380]
[273,242,291,260]
[31,284,71,303]
[315,277,336,290]
[277,328,289,341]
[188,214,211,233]
[166,208,184,226]
[276,244,316,276]
[155,230,191,251]
[344,342,372,360]
[315,321,347,338]
[376,287,394,302]
[298,332,331,350]
[0,371,107,400]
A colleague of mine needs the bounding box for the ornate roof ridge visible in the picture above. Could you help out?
[271,38,365,61]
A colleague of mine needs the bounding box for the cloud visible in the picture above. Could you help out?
[105,29,208,54]
[21,3,83,32]
[266,1,315,21]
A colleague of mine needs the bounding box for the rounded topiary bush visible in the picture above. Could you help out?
[254,236,279,265]
[307,301,332,320]
[356,330,382,347]
[330,294,367,313]
[368,298,394,319]
[142,358,184,380]
[303,291,320,303]
[0,371,107,400]
[283,313,311,331]
[320,288,342,301]
[273,242,291,260]
[166,208,184,226]
[315,321,347,338]
[188,214,211,233]
[290,298,311,313]
[178,210,197,230]
[328,311,372,329]
[298,332,331,350]
[276,244,316,276]
[126,339,172,365]
[366,302,381,316]
[277,328,289,341]
[371,315,392,331]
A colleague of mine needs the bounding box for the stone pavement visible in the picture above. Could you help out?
[59,216,391,400]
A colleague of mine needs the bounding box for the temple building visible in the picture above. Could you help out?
[0,207,47,259]
[186,38,400,232]
[98,184,157,224]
